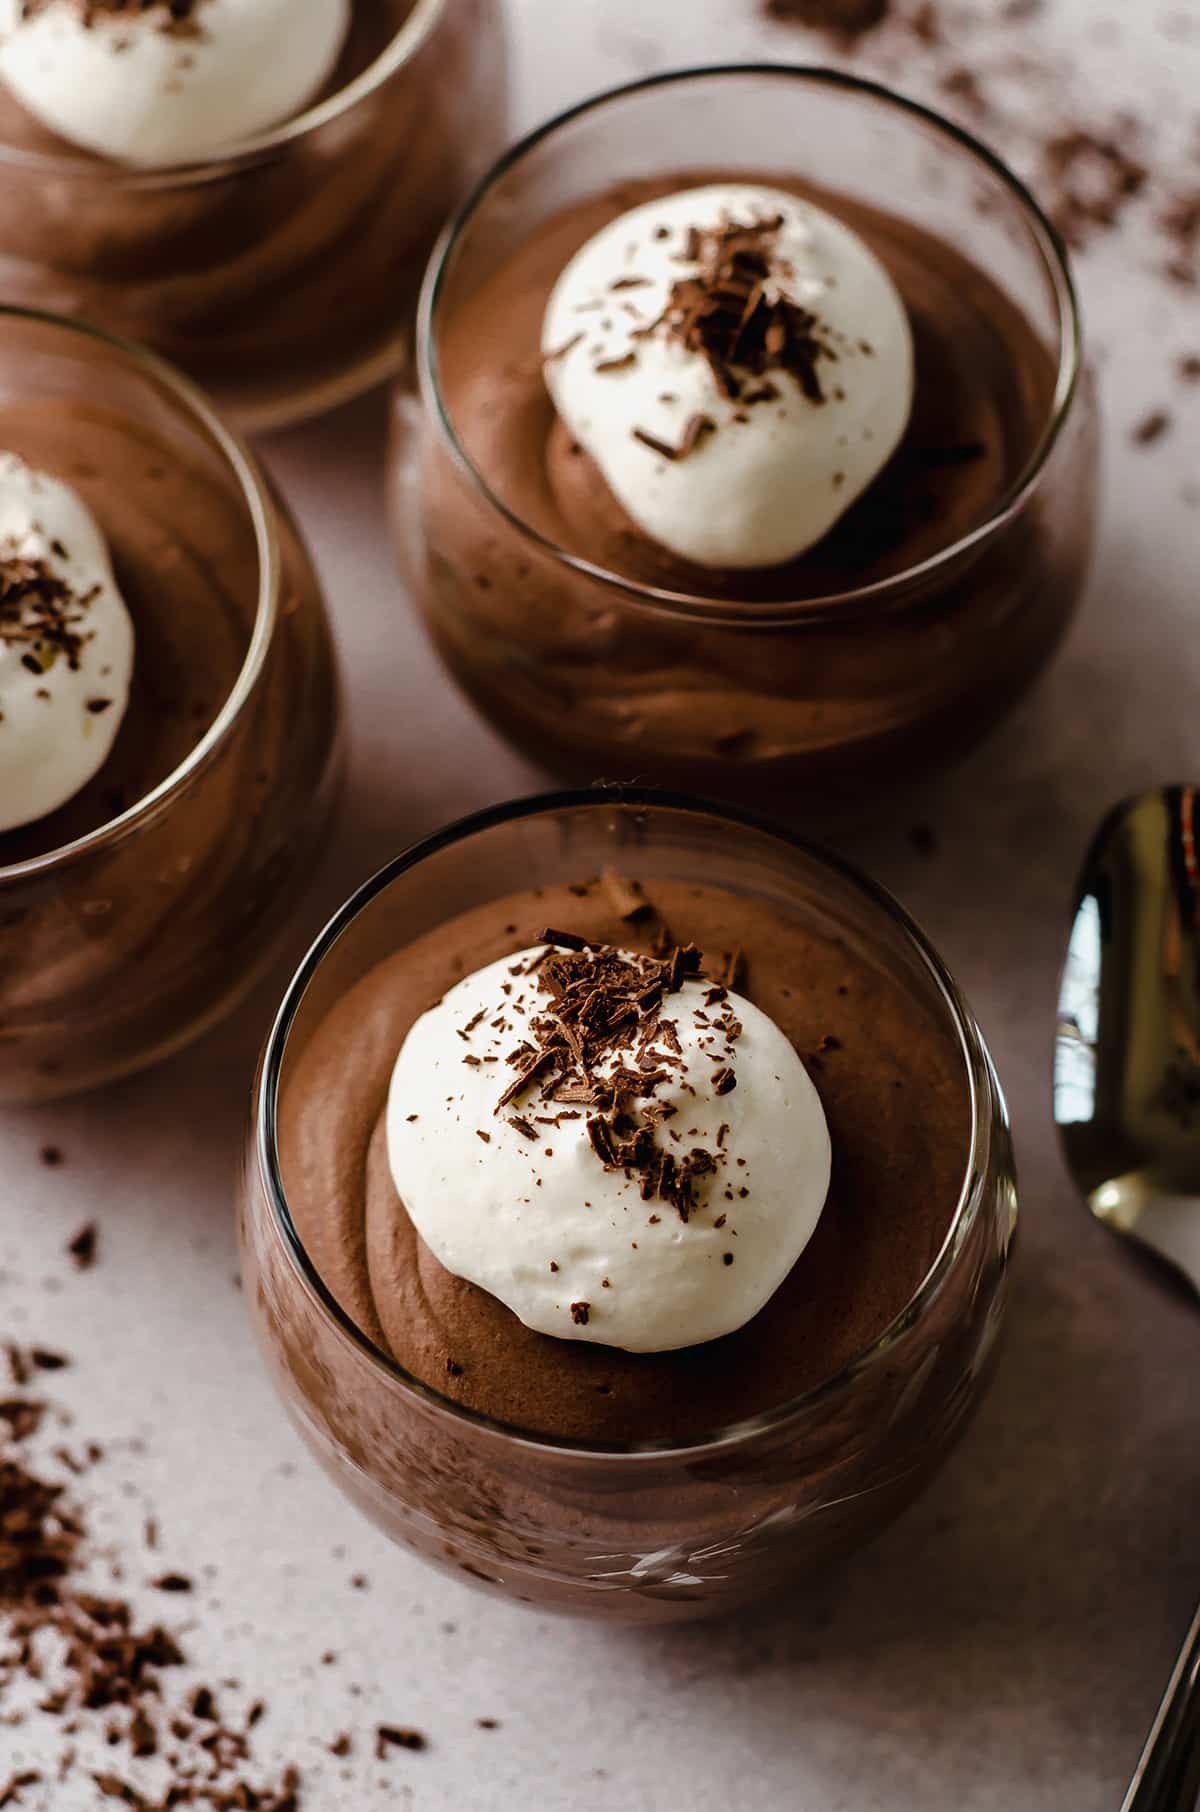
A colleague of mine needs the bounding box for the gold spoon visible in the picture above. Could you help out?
[1055,786,1200,1810]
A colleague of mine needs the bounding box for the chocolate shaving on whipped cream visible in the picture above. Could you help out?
[493,931,743,1223]
[0,546,97,673]
[657,213,834,406]
[18,0,206,25]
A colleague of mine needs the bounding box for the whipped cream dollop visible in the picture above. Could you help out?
[541,183,914,570]
[386,934,831,1354]
[0,452,134,836]
[0,0,350,165]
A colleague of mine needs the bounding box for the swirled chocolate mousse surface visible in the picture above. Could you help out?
[279,875,970,1445]
[436,174,1056,599]
[0,399,253,866]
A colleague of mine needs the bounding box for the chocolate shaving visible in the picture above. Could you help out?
[1132,409,1171,446]
[648,213,834,405]
[586,1117,619,1166]
[0,1354,306,1810]
[569,1302,590,1326]
[600,866,654,922]
[0,547,100,673]
[539,927,588,952]
[631,413,716,462]
[66,1223,97,1269]
[632,425,686,460]
[542,331,584,363]
[495,1047,555,1111]
[21,0,208,26]
[376,1726,428,1756]
[490,917,740,1221]
[717,948,746,991]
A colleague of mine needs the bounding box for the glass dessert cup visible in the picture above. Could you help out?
[241,788,1017,1625]
[0,0,509,432]
[0,308,342,1103]
[392,66,1100,809]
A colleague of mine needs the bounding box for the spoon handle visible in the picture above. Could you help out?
[1122,1603,1200,1812]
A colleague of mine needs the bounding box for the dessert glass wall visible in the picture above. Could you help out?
[0,309,342,1102]
[393,67,1099,807]
[0,0,509,431]
[242,791,1017,1625]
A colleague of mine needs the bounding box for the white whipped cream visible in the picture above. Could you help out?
[386,942,831,1354]
[541,183,914,570]
[0,0,350,165]
[0,452,134,837]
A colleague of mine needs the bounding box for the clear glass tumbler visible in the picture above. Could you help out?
[0,308,343,1102]
[0,0,510,430]
[392,66,1099,808]
[241,789,1017,1624]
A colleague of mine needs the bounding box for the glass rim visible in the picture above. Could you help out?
[0,303,280,884]
[255,783,1001,1461]
[0,0,447,182]
[417,61,1084,630]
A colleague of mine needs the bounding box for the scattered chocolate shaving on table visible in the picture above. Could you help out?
[0,1774,42,1808]
[2,1312,437,1804]
[755,0,1200,347]
[65,1223,97,1270]
[1039,128,1150,247]
[1132,409,1171,446]
[150,1571,193,1592]
[1161,188,1200,287]
[375,1725,428,1757]
[763,0,888,36]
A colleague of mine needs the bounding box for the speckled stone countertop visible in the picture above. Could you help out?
[3,2,1199,1807]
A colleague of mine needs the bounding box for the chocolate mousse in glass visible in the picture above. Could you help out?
[0,306,342,1103]
[393,67,1099,806]
[0,0,509,430]
[241,789,1017,1623]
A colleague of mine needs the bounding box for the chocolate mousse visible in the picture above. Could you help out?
[0,407,248,867]
[0,315,340,1102]
[408,138,1096,797]
[279,873,969,1445]
[0,0,510,425]
[442,177,1049,600]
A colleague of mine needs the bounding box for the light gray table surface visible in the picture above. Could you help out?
[4,3,1199,1807]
